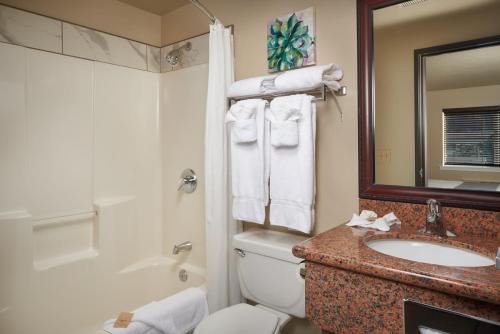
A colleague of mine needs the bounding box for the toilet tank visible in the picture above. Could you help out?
[232,229,307,318]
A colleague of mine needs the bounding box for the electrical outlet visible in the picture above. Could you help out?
[376,149,391,162]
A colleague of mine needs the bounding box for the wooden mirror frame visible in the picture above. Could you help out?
[357,0,500,211]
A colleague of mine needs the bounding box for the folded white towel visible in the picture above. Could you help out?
[346,210,401,232]
[102,287,208,334]
[226,99,269,224]
[226,102,258,143]
[274,63,343,93]
[267,102,302,147]
[227,75,277,98]
[268,94,315,234]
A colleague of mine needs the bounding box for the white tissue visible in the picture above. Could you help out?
[346,210,401,232]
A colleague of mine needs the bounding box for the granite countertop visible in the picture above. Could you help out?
[292,224,500,305]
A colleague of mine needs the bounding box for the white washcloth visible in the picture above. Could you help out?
[226,99,269,224]
[274,63,343,92]
[268,94,315,234]
[227,75,277,98]
[346,210,401,232]
[102,287,208,334]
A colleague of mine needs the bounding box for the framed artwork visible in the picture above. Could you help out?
[267,7,316,72]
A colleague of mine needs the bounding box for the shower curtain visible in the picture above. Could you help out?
[204,22,241,313]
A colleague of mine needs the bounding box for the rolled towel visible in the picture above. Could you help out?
[274,63,343,92]
[227,75,277,98]
[102,288,208,334]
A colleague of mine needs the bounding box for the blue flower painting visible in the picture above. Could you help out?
[267,7,316,72]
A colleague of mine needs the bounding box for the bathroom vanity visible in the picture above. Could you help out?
[293,200,500,333]
[325,0,500,330]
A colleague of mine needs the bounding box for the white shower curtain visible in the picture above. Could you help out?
[204,22,241,313]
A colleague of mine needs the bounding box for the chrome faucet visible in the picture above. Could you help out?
[172,241,193,255]
[419,199,452,238]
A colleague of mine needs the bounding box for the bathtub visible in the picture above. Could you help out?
[77,257,206,334]
[0,199,206,334]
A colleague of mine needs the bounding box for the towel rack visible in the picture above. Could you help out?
[228,84,347,105]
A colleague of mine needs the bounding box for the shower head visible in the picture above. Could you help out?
[165,42,192,67]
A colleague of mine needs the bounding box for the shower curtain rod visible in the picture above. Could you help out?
[190,0,217,24]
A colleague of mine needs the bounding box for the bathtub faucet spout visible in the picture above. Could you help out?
[172,241,193,255]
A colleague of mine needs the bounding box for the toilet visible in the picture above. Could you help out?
[194,229,307,334]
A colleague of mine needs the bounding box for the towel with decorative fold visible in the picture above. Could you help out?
[227,75,277,98]
[268,94,316,234]
[273,63,343,92]
[102,287,208,334]
[346,210,401,232]
[226,99,269,224]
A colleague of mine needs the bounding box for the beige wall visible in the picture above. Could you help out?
[0,0,162,46]
[374,3,500,186]
[162,0,359,238]
[162,2,358,333]
[427,84,500,183]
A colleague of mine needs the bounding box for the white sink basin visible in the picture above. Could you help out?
[365,239,495,267]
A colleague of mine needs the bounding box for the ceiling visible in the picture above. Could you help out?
[426,45,500,91]
[374,0,498,29]
[117,0,189,15]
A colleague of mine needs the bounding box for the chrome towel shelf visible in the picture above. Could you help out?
[228,84,347,105]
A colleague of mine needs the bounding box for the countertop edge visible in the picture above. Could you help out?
[293,244,500,305]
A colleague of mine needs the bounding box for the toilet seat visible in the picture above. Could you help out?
[194,303,279,334]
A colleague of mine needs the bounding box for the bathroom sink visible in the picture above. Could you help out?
[365,239,495,267]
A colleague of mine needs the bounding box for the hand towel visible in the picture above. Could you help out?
[227,75,277,98]
[267,103,302,147]
[226,102,258,143]
[226,99,269,224]
[346,210,401,232]
[102,287,208,334]
[268,94,315,234]
[274,63,343,92]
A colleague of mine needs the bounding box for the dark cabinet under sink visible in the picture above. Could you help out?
[404,300,500,334]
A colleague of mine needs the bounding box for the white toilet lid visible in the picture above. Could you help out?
[194,303,279,334]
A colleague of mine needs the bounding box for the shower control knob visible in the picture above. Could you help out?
[177,169,197,193]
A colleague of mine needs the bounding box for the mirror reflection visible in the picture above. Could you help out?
[373,0,500,192]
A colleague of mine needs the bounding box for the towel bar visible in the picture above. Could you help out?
[228,84,347,105]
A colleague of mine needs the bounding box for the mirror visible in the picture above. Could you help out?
[358,0,500,210]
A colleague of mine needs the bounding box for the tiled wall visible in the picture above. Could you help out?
[0,4,210,74]
[0,4,161,72]
[160,33,209,73]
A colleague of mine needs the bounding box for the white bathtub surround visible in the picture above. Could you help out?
[26,49,94,219]
[0,5,62,53]
[226,99,269,224]
[204,21,241,313]
[274,63,344,92]
[103,287,208,334]
[161,33,209,73]
[268,95,316,234]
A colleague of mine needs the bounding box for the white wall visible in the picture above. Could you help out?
[0,42,167,334]
[161,64,208,270]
